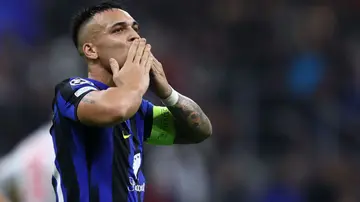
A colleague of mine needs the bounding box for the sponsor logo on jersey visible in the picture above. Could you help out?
[70,78,94,86]
[122,130,131,139]
[127,177,145,192]
[133,153,141,179]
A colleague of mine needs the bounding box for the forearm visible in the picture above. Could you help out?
[78,87,143,126]
[167,94,212,143]
[103,87,143,119]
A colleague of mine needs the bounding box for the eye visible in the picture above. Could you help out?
[132,25,140,33]
[113,27,125,33]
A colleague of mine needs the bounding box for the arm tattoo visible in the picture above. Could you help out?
[82,98,96,104]
[167,94,212,143]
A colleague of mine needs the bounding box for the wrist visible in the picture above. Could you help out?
[161,87,179,106]
[156,84,172,99]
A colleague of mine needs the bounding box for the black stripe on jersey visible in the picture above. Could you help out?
[54,103,80,202]
[52,79,70,111]
[112,125,130,202]
[84,126,101,202]
[143,108,153,141]
[90,186,99,202]
[58,80,76,103]
[55,79,70,97]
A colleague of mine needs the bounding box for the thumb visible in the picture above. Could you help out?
[109,58,119,74]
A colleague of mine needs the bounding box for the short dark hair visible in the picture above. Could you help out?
[71,1,124,48]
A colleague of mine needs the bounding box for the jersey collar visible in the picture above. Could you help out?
[87,78,109,90]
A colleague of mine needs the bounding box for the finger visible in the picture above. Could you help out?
[150,55,162,72]
[109,58,119,74]
[140,44,151,66]
[126,39,140,62]
[153,56,162,67]
[133,38,146,64]
[145,54,154,73]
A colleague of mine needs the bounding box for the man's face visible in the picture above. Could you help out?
[89,9,140,68]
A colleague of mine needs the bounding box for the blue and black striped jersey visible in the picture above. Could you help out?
[50,77,154,202]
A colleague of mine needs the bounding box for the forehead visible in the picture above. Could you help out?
[92,9,135,27]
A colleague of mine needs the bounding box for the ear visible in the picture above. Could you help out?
[82,43,98,60]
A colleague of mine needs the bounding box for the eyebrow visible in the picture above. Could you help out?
[109,21,139,29]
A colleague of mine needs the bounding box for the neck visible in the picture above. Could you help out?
[88,63,115,87]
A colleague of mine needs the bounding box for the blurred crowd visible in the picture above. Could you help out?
[1,0,360,202]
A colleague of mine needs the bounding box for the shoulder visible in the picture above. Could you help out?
[54,77,98,101]
[55,77,97,93]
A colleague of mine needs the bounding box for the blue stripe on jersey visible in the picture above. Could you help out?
[127,118,136,202]
[71,129,89,200]
[137,113,145,202]
[135,113,146,202]
[139,172,145,201]
[56,92,76,121]
[90,127,113,202]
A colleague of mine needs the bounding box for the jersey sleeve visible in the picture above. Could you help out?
[54,78,98,121]
[142,100,176,145]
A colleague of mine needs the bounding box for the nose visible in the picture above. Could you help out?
[128,31,140,42]
[129,36,140,42]
[127,25,141,42]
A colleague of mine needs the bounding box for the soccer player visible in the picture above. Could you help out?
[0,122,56,202]
[50,1,212,202]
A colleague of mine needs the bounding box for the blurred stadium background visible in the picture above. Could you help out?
[1,0,360,202]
